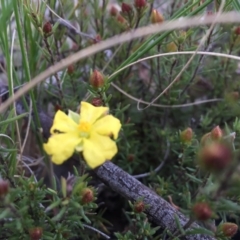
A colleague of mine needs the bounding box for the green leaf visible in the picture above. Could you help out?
[0,209,10,219]
[0,113,28,127]
[51,206,67,222]
[174,215,185,235]
[186,227,214,236]
[45,199,61,212]
[185,173,203,183]
[68,110,80,124]
[217,199,240,211]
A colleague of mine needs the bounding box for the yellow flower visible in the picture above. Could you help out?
[43,102,121,169]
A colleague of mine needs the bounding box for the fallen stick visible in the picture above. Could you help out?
[94,161,215,240]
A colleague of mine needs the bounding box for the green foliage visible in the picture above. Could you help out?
[114,201,160,239]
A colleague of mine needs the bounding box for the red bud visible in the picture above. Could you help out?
[91,97,103,107]
[81,188,94,204]
[67,64,74,75]
[43,22,52,35]
[121,3,133,14]
[199,143,232,172]
[221,222,238,237]
[134,0,147,9]
[110,6,119,16]
[234,26,240,35]
[89,70,104,89]
[0,179,9,197]
[192,202,212,221]
[29,227,43,240]
[127,154,134,162]
[134,201,145,213]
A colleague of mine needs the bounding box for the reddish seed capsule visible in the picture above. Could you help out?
[192,202,212,221]
[221,222,238,237]
[43,22,52,34]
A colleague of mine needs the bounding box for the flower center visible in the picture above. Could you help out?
[78,121,91,138]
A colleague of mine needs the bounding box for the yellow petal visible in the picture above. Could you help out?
[50,110,78,134]
[92,115,121,139]
[82,132,118,168]
[43,133,81,165]
[80,102,109,125]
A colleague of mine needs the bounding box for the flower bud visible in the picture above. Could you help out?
[150,9,164,24]
[43,22,52,35]
[134,0,147,9]
[110,5,119,16]
[117,14,128,25]
[91,97,103,107]
[234,26,240,35]
[221,222,238,237]
[210,126,223,140]
[226,91,239,102]
[200,132,211,146]
[207,11,213,16]
[127,154,134,162]
[230,91,239,100]
[67,64,74,75]
[177,31,187,44]
[89,70,104,89]
[54,104,62,112]
[199,143,232,172]
[29,227,43,240]
[81,188,94,204]
[66,174,75,197]
[121,3,133,14]
[88,34,102,45]
[166,42,178,52]
[192,202,212,221]
[180,127,193,144]
[0,179,9,197]
[29,182,37,191]
[93,34,101,44]
[134,201,145,213]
